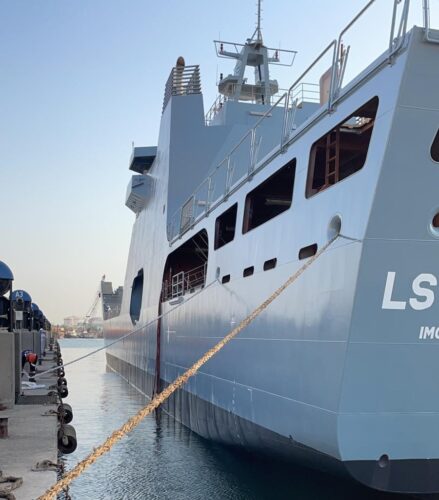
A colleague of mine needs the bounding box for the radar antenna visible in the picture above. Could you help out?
[255,0,263,44]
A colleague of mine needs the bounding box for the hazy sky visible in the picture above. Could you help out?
[0,1,434,323]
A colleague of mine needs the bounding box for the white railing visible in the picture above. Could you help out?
[162,263,207,301]
[205,94,228,126]
[424,0,439,41]
[168,0,434,243]
[162,65,201,113]
[205,86,290,125]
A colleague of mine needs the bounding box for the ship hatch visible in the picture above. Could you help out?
[129,269,144,324]
[162,230,208,302]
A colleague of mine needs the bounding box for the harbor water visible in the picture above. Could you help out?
[60,339,407,500]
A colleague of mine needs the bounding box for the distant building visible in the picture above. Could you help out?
[63,316,81,328]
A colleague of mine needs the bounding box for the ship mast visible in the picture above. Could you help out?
[255,0,263,44]
[214,0,296,105]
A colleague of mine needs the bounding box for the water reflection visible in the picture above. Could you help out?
[60,339,409,500]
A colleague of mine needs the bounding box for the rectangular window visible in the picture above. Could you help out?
[214,203,238,250]
[306,97,379,198]
[242,159,296,233]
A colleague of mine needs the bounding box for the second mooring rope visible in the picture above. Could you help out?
[38,234,338,500]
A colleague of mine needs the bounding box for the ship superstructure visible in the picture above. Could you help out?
[104,1,439,494]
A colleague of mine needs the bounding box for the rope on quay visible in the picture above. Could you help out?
[34,278,218,380]
[37,234,338,500]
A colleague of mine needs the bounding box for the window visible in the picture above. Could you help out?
[306,97,379,197]
[129,269,144,324]
[242,159,296,233]
[431,129,439,162]
[215,204,237,249]
[221,274,231,284]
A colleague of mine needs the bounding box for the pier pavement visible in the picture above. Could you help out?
[0,351,59,500]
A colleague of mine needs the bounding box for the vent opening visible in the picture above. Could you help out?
[243,266,254,277]
[431,130,439,162]
[299,244,318,260]
[263,258,277,271]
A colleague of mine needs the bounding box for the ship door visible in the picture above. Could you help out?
[154,299,162,396]
[155,229,209,394]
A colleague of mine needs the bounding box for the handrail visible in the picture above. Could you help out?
[168,0,416,243]
[162,65,202,113]
[424,0,439,43]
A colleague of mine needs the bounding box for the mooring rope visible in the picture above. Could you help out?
[38,234,338,500]
[34,279,218,380]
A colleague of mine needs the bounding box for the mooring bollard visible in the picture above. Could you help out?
[0,417,9,438]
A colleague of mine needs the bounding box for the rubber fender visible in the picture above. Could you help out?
[57,377,67,387]
[58,385,69,399]
[58,424,77,454]
[58,403,73,424]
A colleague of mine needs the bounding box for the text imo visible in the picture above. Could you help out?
[382,272,437,311]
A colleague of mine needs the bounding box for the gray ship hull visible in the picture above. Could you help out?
[104,19,439,495]
[106,352,439,494]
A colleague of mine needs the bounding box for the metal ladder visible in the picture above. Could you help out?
[325,128,340,186]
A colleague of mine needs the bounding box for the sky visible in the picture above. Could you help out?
[0,0,435,323]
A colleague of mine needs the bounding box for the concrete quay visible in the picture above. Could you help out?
[0,348,61,500]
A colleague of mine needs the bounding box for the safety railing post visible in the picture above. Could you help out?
[281,90,290,149]
[206,176,213,213]
[191,196,196,227]
[224,157,232,197]
[422,0,439,43]
[328,42,339,112]
[249,129,256,175]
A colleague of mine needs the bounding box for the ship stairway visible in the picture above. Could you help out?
[325,128,340,186]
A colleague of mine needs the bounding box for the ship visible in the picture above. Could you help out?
[103,0,439,494]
